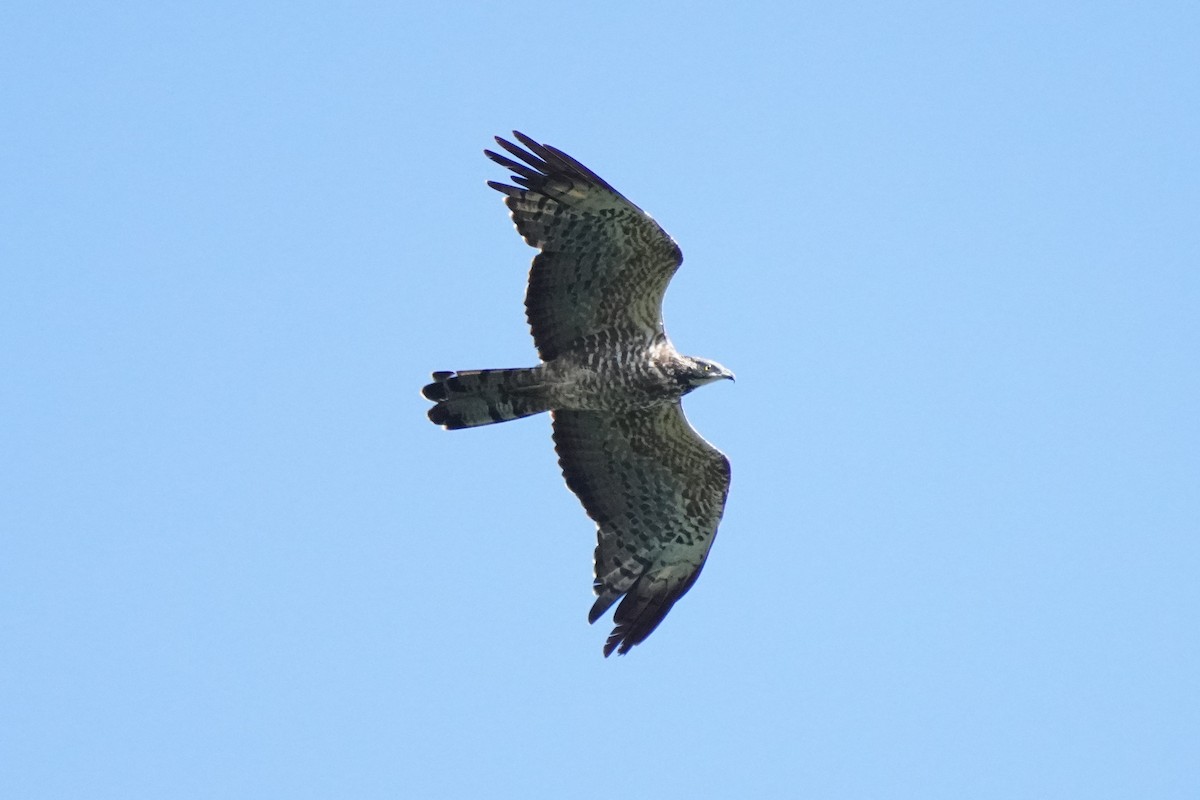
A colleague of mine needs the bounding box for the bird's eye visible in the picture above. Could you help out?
[703,364,711,372]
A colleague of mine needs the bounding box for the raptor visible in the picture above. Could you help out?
[423,132,734,656]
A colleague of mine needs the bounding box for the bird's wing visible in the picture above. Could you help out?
[486,132,683,361]
[552,404,731,656]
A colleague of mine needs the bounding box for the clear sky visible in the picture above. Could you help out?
[3,2,1198,798]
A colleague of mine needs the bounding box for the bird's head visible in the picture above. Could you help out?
[679,356,736,391]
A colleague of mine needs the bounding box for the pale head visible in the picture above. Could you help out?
[678,356,736,392]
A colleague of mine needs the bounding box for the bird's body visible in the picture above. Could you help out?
[428,337,718,425]
[423,132,733,656]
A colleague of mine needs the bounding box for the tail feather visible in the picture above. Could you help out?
[422,368,549,429]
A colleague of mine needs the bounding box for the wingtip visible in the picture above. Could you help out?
[489,134,518,159]
[588,592,618,625]
[602,627,629,658]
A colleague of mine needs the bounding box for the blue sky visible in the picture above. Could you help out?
[3,2,1198,798]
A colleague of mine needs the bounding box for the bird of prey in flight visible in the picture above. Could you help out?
[423,132,733,656]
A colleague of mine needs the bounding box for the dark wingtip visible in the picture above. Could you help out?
[492,132,544,167]
[588,593,617,625]
[602,628,631,658]
[486,180,521,198]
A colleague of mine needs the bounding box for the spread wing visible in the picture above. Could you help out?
[485,132,684,361]
[552,405,731,656]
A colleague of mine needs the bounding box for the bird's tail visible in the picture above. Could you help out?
[422,368,549,429]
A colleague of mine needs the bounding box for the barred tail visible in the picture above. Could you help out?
[421,368,549,429]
